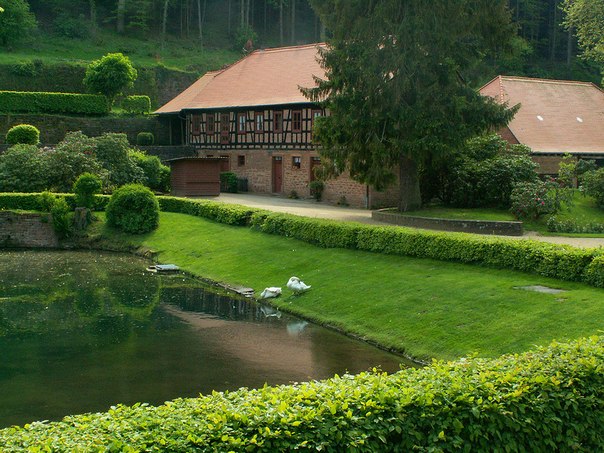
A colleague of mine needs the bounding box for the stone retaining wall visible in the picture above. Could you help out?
[0,212,59,248]
[372,209,523,236]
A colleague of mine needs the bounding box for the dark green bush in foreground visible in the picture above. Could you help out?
[1,337,603,451]
[106,184,159,234]
[5,124,40,145]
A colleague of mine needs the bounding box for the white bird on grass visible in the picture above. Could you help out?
[260,287,282,299]
[286,276,311,294]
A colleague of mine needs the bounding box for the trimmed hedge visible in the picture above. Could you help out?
[5,124,40,145]
[0,91,110,115]
[2,337,604,450]
[0,192,109,211]
[122,95,151,114]
[158,197,604,287]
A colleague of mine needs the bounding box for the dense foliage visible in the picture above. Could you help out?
[306,0,517,211]
[5,124,40,145]
[219,171,238,193]
[0,0,36,47]
[122,95,151,114]
[83,53,138,102]
[563,0,604,81]
[421,134,538,208]
[582,168,604,208]
[106,184,159,233]
[2,337,604,450]
[73,172,102,208]
[0,132,168,193]
[136,131,154,146]
[0,90,110,115]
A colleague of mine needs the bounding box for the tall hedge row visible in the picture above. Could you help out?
[0,91,110,115]
[156,196,604,288]
[2,336,604,450]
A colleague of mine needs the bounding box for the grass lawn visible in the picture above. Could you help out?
[94,212,604,362]
[404,192,604,237]
[0,32,239,72]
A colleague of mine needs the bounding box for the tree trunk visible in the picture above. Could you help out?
[279,2,283,45]
[117,0,126,33]
[228,0,231,34]
[567,26,574,67]
[290,0,296,44]
[162,0,170,48]
[398,155,422,212]
[240,0,245,27]
[89,0,97,36]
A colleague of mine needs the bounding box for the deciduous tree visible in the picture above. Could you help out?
[563,0,604,69]
[0,0,37,47]
[83,52,137,104]
[306,0,518,211]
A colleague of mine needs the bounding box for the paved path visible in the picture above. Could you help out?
[198,193,604,249]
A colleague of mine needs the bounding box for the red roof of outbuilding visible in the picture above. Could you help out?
[155,43,326,114]
[480,75,604,155]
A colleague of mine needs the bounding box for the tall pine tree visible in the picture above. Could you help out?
[306,0,519,211]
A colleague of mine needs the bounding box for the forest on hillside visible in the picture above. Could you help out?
[0,0,602,85]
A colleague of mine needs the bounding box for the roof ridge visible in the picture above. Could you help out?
[252,42,326,54]
[499,75,595,86]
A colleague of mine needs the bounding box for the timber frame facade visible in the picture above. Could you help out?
[186,105,325,150]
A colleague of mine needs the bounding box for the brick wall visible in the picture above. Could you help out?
[532,154,567,175]
[0,212,59,248]
[198,149,400,208]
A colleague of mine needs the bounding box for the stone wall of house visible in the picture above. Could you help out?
[0,114,171,146]
[0,212,59,248]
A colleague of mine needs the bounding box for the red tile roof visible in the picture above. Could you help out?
[155,43,326,114]
[480,76,604,155]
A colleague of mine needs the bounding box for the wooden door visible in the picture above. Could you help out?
[272,156,283,193]
[220,113,230,144]
[310,156,321,182]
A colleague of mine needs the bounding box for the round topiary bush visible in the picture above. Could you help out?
[5,124,40,145]
[136,132,154,146]
[106,184,159,234]
[73,172,102,209]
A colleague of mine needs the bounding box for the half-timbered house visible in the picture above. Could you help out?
[155,43,398,208]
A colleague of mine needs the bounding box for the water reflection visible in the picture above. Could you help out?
[0,250,407,428]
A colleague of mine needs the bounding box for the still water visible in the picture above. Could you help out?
[0,250,407,428]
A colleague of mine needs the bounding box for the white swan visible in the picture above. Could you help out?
[260,287,282,299]
[286,276,311,294]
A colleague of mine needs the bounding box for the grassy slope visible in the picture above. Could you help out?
[97,212,604,362]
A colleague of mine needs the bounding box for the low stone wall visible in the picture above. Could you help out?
[0,212,59,248]
[372,209,523,236]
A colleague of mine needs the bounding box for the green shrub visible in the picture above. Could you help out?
[547,216,604,234]
[220,172,238,193]
[0,144,49,192]
[136,131,154,146]
[159,165,171,193]
[130,151,166,191]
[584,255,604,288]
[0,91,109,115]
[2,337,604,450]
[0,193,110,212]
[106,184,159,234]
[309,180,325,201]
[0,0,37,48]
[50,196,71,238]
[122,95,151,114]
[582,168,604,209]
[83,53,137,103]
[46,133,107,192]
[37,191,57,212]
[94,133,144,188]
[5,124,40,145]
[73,173,102,209]
[510,180,557,220]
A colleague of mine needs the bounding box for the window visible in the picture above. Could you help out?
[206,114,215,134]
[220,113,230,144]
[292,156,301,169]
[191,114,201,135]
[255,112,264,133]
[273,111,283,133]
[238,113,247,134]
[238,155,246,166]
[292,110,302,132]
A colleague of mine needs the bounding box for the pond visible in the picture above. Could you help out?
[0,250,408,428]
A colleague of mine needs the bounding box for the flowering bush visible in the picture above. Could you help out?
[510,180,556,219]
